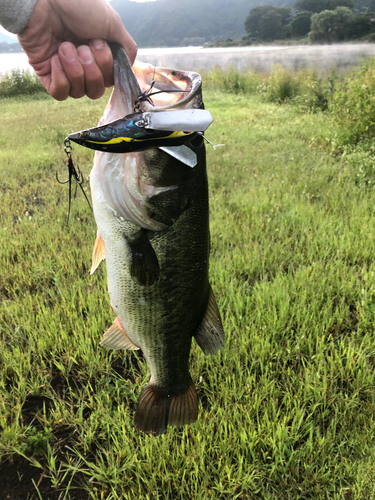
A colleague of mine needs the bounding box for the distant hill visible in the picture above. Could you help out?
[0,32,17,43]
[110,0,296,47]
[0,31,22,53]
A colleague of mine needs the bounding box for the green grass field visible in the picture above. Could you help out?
[1,84,375,499]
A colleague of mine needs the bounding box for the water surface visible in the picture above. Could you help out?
[1,44,375,75]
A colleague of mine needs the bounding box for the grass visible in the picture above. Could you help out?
[1,85,375,498]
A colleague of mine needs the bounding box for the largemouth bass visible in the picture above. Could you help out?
[70,44,225,436]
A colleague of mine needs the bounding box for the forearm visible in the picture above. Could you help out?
[0,0,37,34]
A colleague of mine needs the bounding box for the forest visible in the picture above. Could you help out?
[110,0,295,47]
[110,0,375,47]
[243,0,375,43]
[0,42,22,54]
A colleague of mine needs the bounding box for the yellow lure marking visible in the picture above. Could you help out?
[85,130,193,146]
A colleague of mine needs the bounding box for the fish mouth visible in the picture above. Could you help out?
[68,44,203,154]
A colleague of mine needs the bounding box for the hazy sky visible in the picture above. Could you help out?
[0,0,157,38]
[0,26,16,38]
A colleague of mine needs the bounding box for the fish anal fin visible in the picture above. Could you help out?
[127,232,160,287]
[100,317,139,350]
[194,287,225,355]
[91,231,106,275]
[134,379,198,436]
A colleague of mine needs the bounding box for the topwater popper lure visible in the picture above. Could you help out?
[67,108,214,154]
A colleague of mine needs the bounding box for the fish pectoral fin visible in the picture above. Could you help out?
[90,231,106,275]
[134,378,198,436]
[100,317,139,350]
[194,286,225,355]
[127,231,160,287]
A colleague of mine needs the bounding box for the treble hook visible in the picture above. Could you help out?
[57,139,92,225]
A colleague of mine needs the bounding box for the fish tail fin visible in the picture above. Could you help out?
[134,378,198,436]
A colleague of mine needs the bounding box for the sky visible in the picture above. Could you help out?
[0,26,16,38]
[0,0,157,38]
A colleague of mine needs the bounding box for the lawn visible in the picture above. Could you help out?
[1,87,375,499]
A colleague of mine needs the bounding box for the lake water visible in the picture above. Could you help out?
[1,44,375,75]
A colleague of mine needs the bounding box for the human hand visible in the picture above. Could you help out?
[18,0,137,101]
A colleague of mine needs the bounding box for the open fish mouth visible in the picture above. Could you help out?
[68,45,212,154]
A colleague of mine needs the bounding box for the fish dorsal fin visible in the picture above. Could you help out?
[100,317,140,350]
[194,287,225,355]
[90,231,106,275]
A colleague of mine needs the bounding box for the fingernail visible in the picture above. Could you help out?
[54,55,63,71]
[60,43,76,63]
[78,46,93,65]
[92,39,105,50]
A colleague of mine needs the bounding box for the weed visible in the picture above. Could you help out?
[331,57,375,145]
[24,427,55,457]
[261,63,301,103]
[0,68,46,98]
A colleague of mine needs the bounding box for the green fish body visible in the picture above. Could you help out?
[88,45,225,436]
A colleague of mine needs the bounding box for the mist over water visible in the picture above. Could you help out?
[137,45,375,73]
[1,44,375,75]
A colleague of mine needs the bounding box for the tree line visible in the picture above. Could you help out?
[244,0,375,42]
[110,0,296,48]
[0,42,22,54]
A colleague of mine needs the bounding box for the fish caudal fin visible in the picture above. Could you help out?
[91,231,106,275]
[100,317,139,350]
[134,379,198,436]
[194,286,225,355]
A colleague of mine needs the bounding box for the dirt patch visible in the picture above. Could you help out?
[0,454,89,500]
